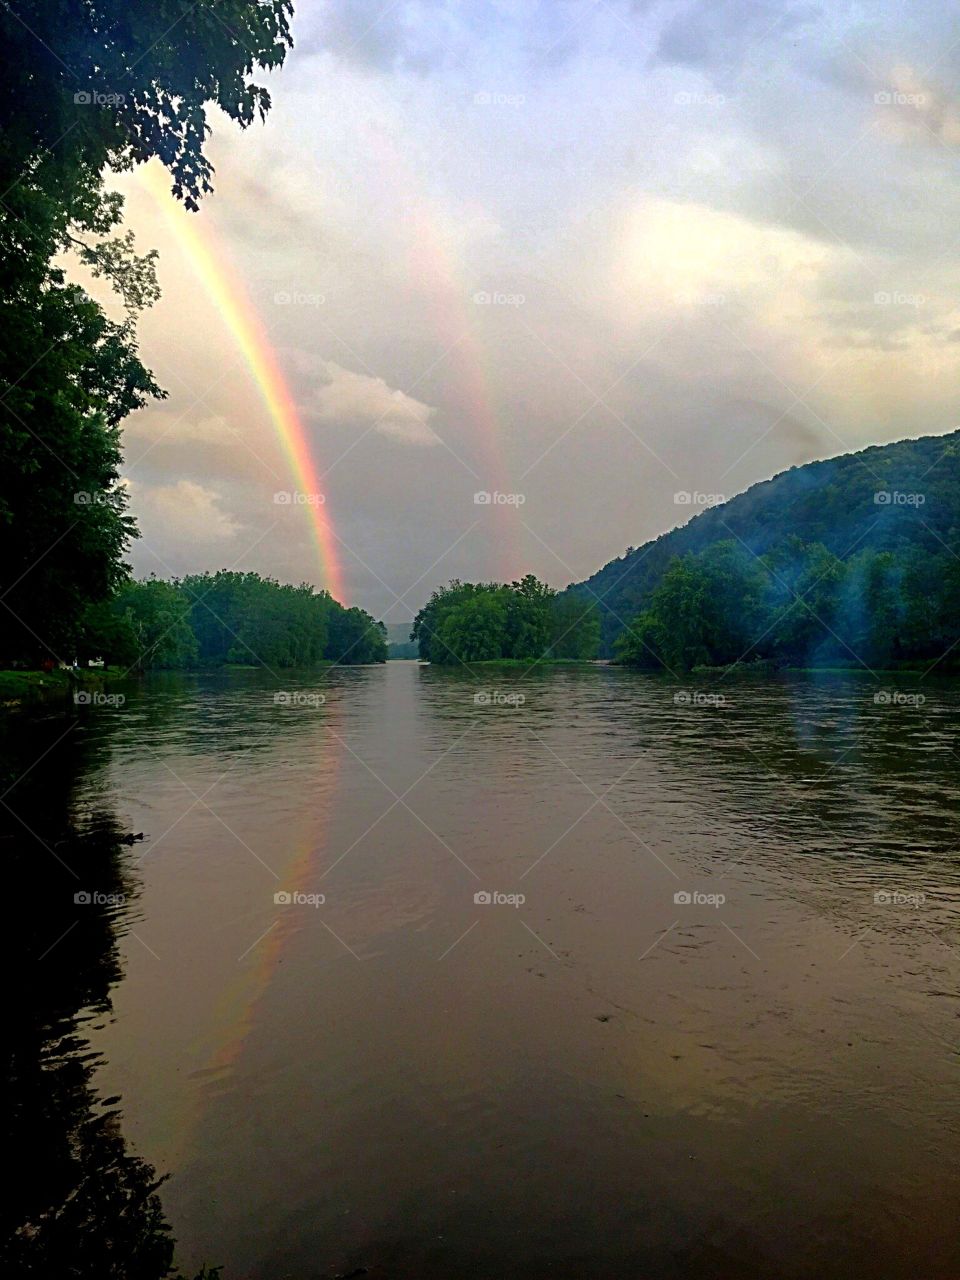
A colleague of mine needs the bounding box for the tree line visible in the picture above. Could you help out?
[412,576,600,664]
[614,537,960,672]
[78,572,386,671]
[0,0,295,671]
[565,429,960,657]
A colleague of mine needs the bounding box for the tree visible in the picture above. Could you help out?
[0,0,294,666]
[614,610,665,669]
[326,608,387,664]
[548,595,601,659]
[437,593,509,663]
[503,574,554,659]
[412,576,578,664]
[615,542,768,671]
[766,540,846,666]
[412,581,489,663]
[116,579,197,671]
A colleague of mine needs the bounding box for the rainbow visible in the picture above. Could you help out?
[363,124,524,583]
[139,164,344,602]
[149,721,345,1171]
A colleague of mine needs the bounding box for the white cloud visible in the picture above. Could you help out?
[132,479,242,552]
[304,360,441,446]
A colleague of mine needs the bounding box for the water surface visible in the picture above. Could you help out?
[8,662,960,1277]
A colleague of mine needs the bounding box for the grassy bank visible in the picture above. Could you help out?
[0,668,111,709]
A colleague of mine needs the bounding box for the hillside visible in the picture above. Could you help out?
[566,429,960,661]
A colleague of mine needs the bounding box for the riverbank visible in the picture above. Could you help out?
[0,668,115,711]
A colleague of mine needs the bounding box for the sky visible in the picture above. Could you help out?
[110,0,960,623]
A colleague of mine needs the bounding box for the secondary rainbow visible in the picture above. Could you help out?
[140,164,344,602]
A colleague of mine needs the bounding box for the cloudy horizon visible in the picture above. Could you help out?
[103,0,960,623]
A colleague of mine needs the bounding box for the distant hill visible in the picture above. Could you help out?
[565,429,960,657]
[385,620,419,659]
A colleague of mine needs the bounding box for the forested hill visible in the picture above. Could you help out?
[566,429,960,660]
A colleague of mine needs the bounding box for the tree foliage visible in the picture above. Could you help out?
[567,429,960,657]
[79,573,387,671]
[615,537,960,673]
[0,0,294,666]
[412,576,600,665]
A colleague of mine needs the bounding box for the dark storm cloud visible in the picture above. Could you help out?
[655,0,820,71]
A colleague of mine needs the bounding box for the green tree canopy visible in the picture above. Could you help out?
[0,0,294,666]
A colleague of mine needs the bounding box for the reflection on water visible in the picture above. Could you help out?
[1,715,179,1277]
[5,663,959,1278]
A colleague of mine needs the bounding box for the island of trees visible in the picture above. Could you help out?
[411,575,600,664]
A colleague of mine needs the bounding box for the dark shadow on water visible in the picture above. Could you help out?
[0,712,204,1278]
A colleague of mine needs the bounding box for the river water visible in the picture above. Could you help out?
[6,661,960,1277]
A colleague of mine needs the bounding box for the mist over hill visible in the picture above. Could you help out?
[565,430,960,664]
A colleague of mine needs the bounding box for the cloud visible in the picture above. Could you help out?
[112,0,960,620]
[655,0,819,71]
[132,479,242,557]
[122,414,278,485]
[303,360,441,446]
[873,65,960,149]
[297,0,454,73]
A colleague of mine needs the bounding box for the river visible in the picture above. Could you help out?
[5,661,959,1277]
